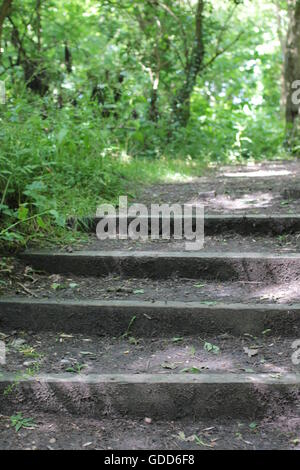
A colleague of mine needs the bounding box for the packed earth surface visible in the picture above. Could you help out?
[1,160,300,450]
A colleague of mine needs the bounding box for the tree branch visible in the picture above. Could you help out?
[156,0,189,62]
[201,30,244,72]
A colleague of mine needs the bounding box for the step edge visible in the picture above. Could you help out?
[1,297,300,310]
[0,372,299,385]
[0,297,300,310]
[19,251,300,259]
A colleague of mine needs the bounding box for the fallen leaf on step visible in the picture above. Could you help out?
[194,435,214,448]
[243,347,259,358]
[177,432,195,442]
[83,442,92,447]
[161,362,178,370]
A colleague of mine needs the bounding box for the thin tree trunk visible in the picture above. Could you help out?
[274,0,287,114]
[172,0,204,127]
[0,0,13,57]
[149,86,159,122]
[284,0,300,139]
[36,0,41,51]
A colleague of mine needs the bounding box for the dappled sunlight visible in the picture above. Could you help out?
[2,0,300,452]
[163,172,196,183]
[250,280,300,303]
[186,191,276,211]
[261,363,291,374]
[223,169,292,178]
[127,345,236,374]
[126,341,297,377]
[119,151,133,163]
[206,192,275,211]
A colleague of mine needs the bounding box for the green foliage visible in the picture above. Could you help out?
[204,342,220,354]
[0,94,207,247]
[0,0,290,248]
[10,412,36,432]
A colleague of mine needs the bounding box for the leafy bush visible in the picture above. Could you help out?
[0,0,289,249]
[0,94,207,248]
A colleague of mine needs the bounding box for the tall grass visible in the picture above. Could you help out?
[0,95,208,249]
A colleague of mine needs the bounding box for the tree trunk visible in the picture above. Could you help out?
[149,87,159,122]
[284,0,300,140]
[36,0,41,51]
[9,15,49,95]
[172,0,204,127]
[0,0,13,57]
[274,0,287,115]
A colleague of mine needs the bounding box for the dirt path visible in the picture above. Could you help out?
[138,159,300,214]
[0,159,300,450]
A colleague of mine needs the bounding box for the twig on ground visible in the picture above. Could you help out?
[17,282,38,298]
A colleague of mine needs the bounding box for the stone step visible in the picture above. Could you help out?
[20,251,300,282]
[3,269,300,304]
[79,233,300,253]
[0,298,299,336]
[0,372,299,421]
[1,411,297,450]
[1,331,297,375]
[73,214,300,236]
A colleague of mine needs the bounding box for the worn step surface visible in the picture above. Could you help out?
[77,232,300,252]
[20,250,300,282]
[2,160,300,449]
[1,412,299,450]
[137,160,300,215]
[1,330,299,423]
[1,331,299,375]
[75,214,300,236]
[0,372,299,420]
[1,298,300,336]
[2,263,300,304]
